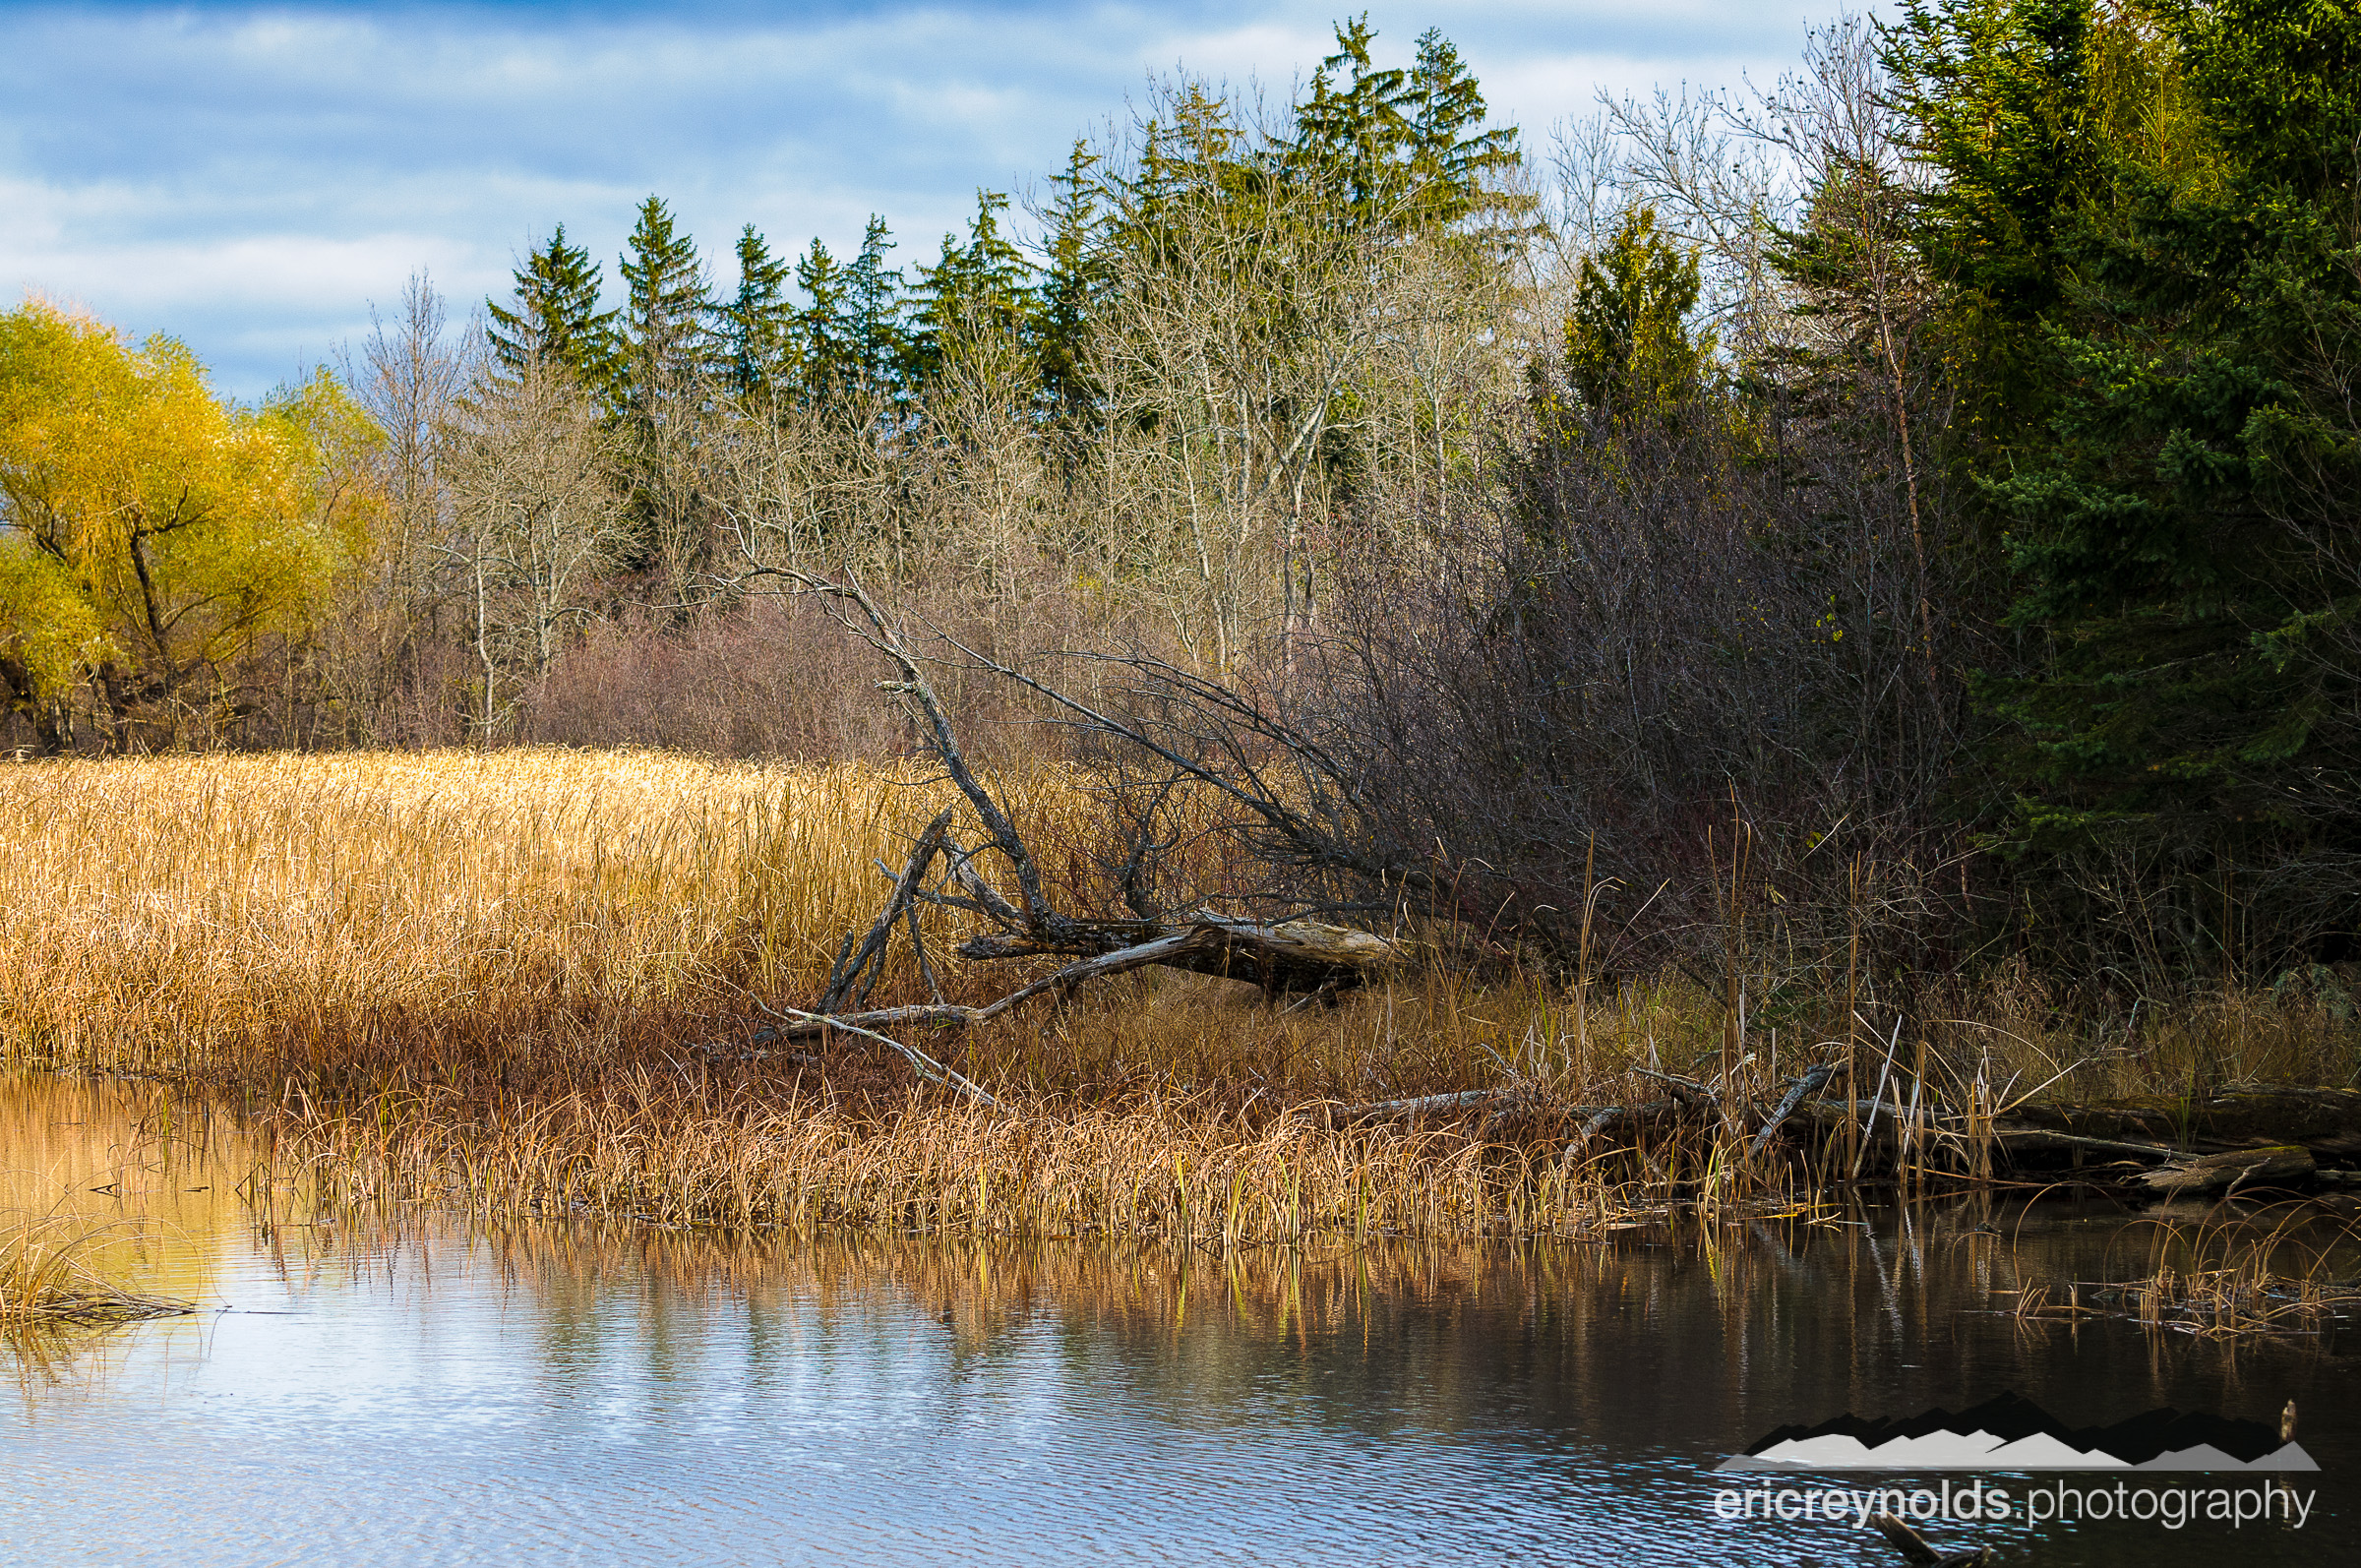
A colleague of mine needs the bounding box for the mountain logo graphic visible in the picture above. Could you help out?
[1718,1393,2318,1473]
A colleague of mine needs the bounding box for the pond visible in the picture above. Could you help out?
[3,1075,2355,1566]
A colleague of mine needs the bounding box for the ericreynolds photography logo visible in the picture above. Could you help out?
[1709,1393,2320,1540]
[1719,1391,2316,1473]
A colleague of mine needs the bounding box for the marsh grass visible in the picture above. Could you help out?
[289,1077,1685,1241]
[0,1212,193,1326]
[4,750,2356,1235]
[2005,1206,2361,1339]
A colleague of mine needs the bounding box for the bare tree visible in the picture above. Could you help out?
[330,272,471,741]
[442,356,630,734]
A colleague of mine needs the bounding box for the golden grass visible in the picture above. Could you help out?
[294,1078,1653,1242]
[2,748,2353,1236]
[2003,1206,2361,1339]
[0,750,1663,1237]
[0,749,932,1072]
[0,1212,192,1326]
[0,748,1562,1090]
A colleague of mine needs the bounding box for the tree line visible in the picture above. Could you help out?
[4,4,2358,990]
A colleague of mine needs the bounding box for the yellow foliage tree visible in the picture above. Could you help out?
[0,298,376,750]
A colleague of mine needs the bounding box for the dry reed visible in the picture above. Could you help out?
[0,1213,193,1326]
[5,750,2353,1236]
[2006,1207,2361,1339]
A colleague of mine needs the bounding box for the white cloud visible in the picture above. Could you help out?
[1,2,1843,397]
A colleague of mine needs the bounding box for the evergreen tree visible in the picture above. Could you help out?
[1885,0,2106,455]
[1036,140,1110,428]
[845,216,908,398]
[1553,208,1714,425]
[618,195,713,405]
[796,237,857,403]
[789,218,906,409]
[1294,16,1414,224]
[1952,0,2361,958]
[722,224,799,404]
[912,191,1037,384]
[485,225,619,393]
[1288,19,1523,233]
[1403,28,1525,229]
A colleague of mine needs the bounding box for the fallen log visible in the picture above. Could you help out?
[1999,1089,2361,1150]
[1750,1062,1838,1154]
[1323,1088,1525,1126]
[1633,1067,1719,1110]
[1569,1099,1677,1146]
[766,915,1403,1054]
[1987,1126,2181,1162]
[2136,1145,2316,1196]
[763,927,1206,1044]
[961,914,1404,996]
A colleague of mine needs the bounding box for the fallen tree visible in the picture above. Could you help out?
[726,570,1409,1098]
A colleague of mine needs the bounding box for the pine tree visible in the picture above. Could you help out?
[912,191,1037,384]
[1885,0,2106,455]
[1288,20,1522,234]
[1403,29,1525,230]
[485,225,619,393]
[1948,0,2361,959]
[1036,140,1109,427]
[845,216,907,398]
[723,224,798,403]
[1294,17,1413,224]
[796,237,856,403]
[618,195,713,406]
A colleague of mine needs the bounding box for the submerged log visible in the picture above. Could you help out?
[1988,1126,2180,1162]
[1871,1514,1989,1568]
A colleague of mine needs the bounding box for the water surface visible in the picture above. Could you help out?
[4,1076,2355,1565]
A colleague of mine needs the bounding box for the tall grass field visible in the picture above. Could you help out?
[2,751,2353,1241]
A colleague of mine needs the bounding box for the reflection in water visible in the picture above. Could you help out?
[2,1075,2355,1566]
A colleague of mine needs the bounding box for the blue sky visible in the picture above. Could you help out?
[1,3,1842,399]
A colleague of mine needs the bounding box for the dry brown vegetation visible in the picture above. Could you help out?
[2004,1207,2361,1340]
[3,751,2357,1240]
[0,1213,191,1327]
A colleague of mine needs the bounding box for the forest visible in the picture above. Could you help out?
[5,0,2360,1011]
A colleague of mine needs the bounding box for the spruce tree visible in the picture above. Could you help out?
[1036,141,1109,428]
[912,191,1036,384]
[845,216,907,398]
[796,237,856,403]
[1404,29,1525,230]
[1934,0,2361,961]
[1294,17,1413,224]
[1289,21,1521,234]
[485,225,619,393]
[618,195,713,406]
[723,224,798,403]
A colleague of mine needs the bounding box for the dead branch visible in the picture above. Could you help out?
[1323,1088,1528,1126]
[1750,1060,1836,1154]
[819,808,954,1012]
[753,1001,1002,1110]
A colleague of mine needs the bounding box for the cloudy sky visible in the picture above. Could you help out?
[1,2,1849,399]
